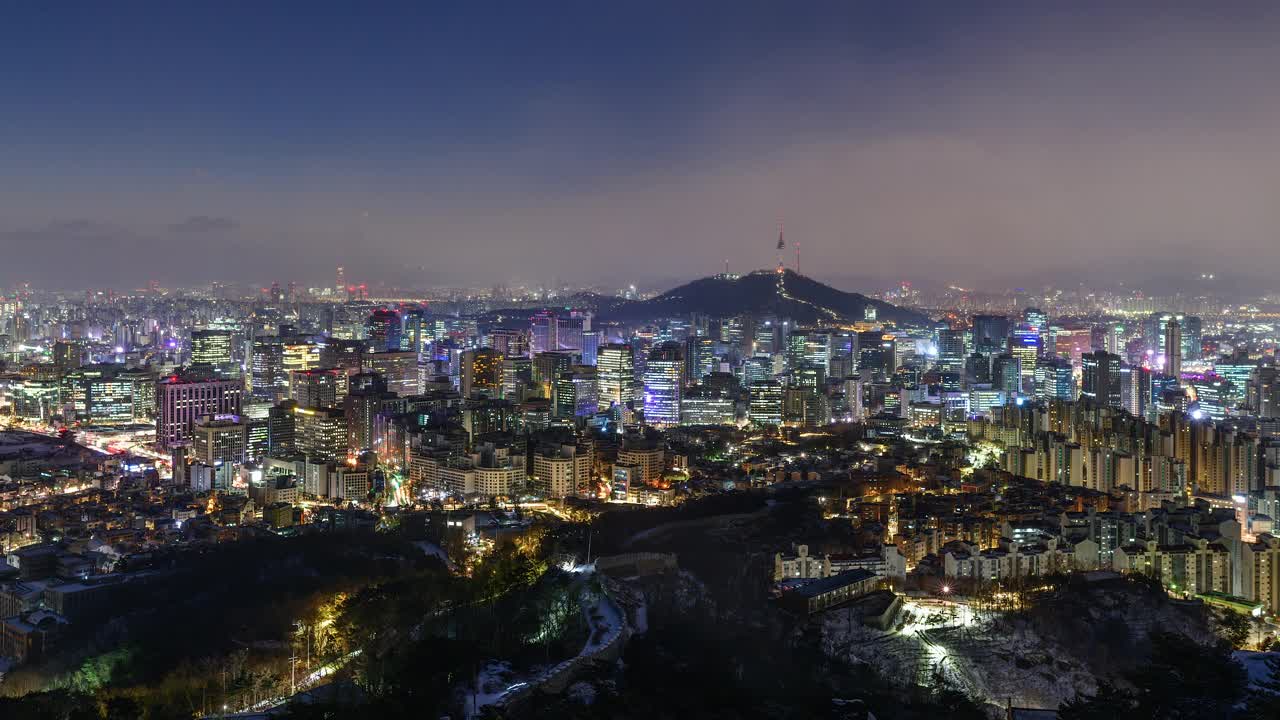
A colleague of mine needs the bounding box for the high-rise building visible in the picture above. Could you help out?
[554,366,598,418]
[290,367,345,409]
[1023,307,1048,338]
[749,380,784,426]
[1120,363,1150,416]
[366,309,403,352]
[250,338,287,403]
[461,348,503,398]
[1010,324,1040,381]
[84,376,134,425]
[485,328,529,358]
[281,340,320,394]
[1164,317,1182,379]
[685,335,717,384]
[52,340,84,372]
[530,312,556,355]
[1251,363,1280,418]
[937,328,967,374]
[364,350,420,396]
[191,329,236,376]
[556,315,585,353]
[1181,316,1203,362]
[1081,350,1122,408]
[970,315,1011,354]
[642,342,684,426]
[681,387,735,425]
[596,343,636,411]
[533,351,575,387]
[294,406,347,461]
[857,331,895,378]
[1037,357,1075,401]
[501,357,533,402]
[157,372,243,448]
[992,354,1022,395]
[192,415,248,466]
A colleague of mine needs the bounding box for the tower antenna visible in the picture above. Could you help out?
[775,222,785,273]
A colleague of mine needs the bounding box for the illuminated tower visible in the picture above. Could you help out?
[643,342,684,426]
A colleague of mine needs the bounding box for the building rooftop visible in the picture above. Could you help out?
[790,568,876,599]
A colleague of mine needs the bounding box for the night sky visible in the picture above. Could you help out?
[3,2,1280,291]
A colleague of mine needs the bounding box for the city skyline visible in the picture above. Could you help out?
[6,3,1280,290]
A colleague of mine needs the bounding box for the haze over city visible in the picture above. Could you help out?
[9,5,1280,720]
[5,3,1280,291]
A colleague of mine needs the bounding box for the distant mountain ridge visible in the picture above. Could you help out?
[606,269,929,325]
[481,270,928,326]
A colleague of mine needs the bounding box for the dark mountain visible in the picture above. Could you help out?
[612,269,929,325]
[478,270,929,327]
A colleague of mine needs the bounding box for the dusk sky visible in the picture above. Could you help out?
[4,2,1280,291]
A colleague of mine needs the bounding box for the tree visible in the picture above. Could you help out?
[1215,608,1252,648]
[1059,681,1136,719]
[1244,653,1280,719]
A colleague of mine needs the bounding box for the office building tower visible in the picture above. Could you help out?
[1188,376,1232,421]
[52,340,84,372]
[1010,324,1040,381]
[749,380,784,426]
[992,354,1022,395]
[461,348,503,398]
[580,330,602,366]
[554,366,598,418]
[597,343,636,411]
[642,342,684,426]
[680,387,735,425]
[1181,316,1203,362]
[501,357,534,402]
[1103,322,1130,356]
[556,315,585,353]
[281,340,319,393]
[685,335,717,384]
[318,338,365,376]
[290,368,344,409]
[364,350,420,396]
[486,327,529,358]
[1024,303,1044,335]
[117,367,158,421]
[965,353,991,386]
[365,309,403,352]
[1164,317,1182,378]
[157,372,243,448]
[250,338,287,403]
[191,329,236,376]
[1214,354,1253,410]
[1038,357,1076,401]
[1081,350,1123,408]
[530,312,556,355]
[84,376,134,425]
[971,314,1011,354]
[192,415,248,467]
[294,406,347,461]
[1120,364,1151,417]
[937,328,967,374]
[741,355,773,388]
[857,331,895,378]
[1251,363,1280,418]
[533,351,575,387]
